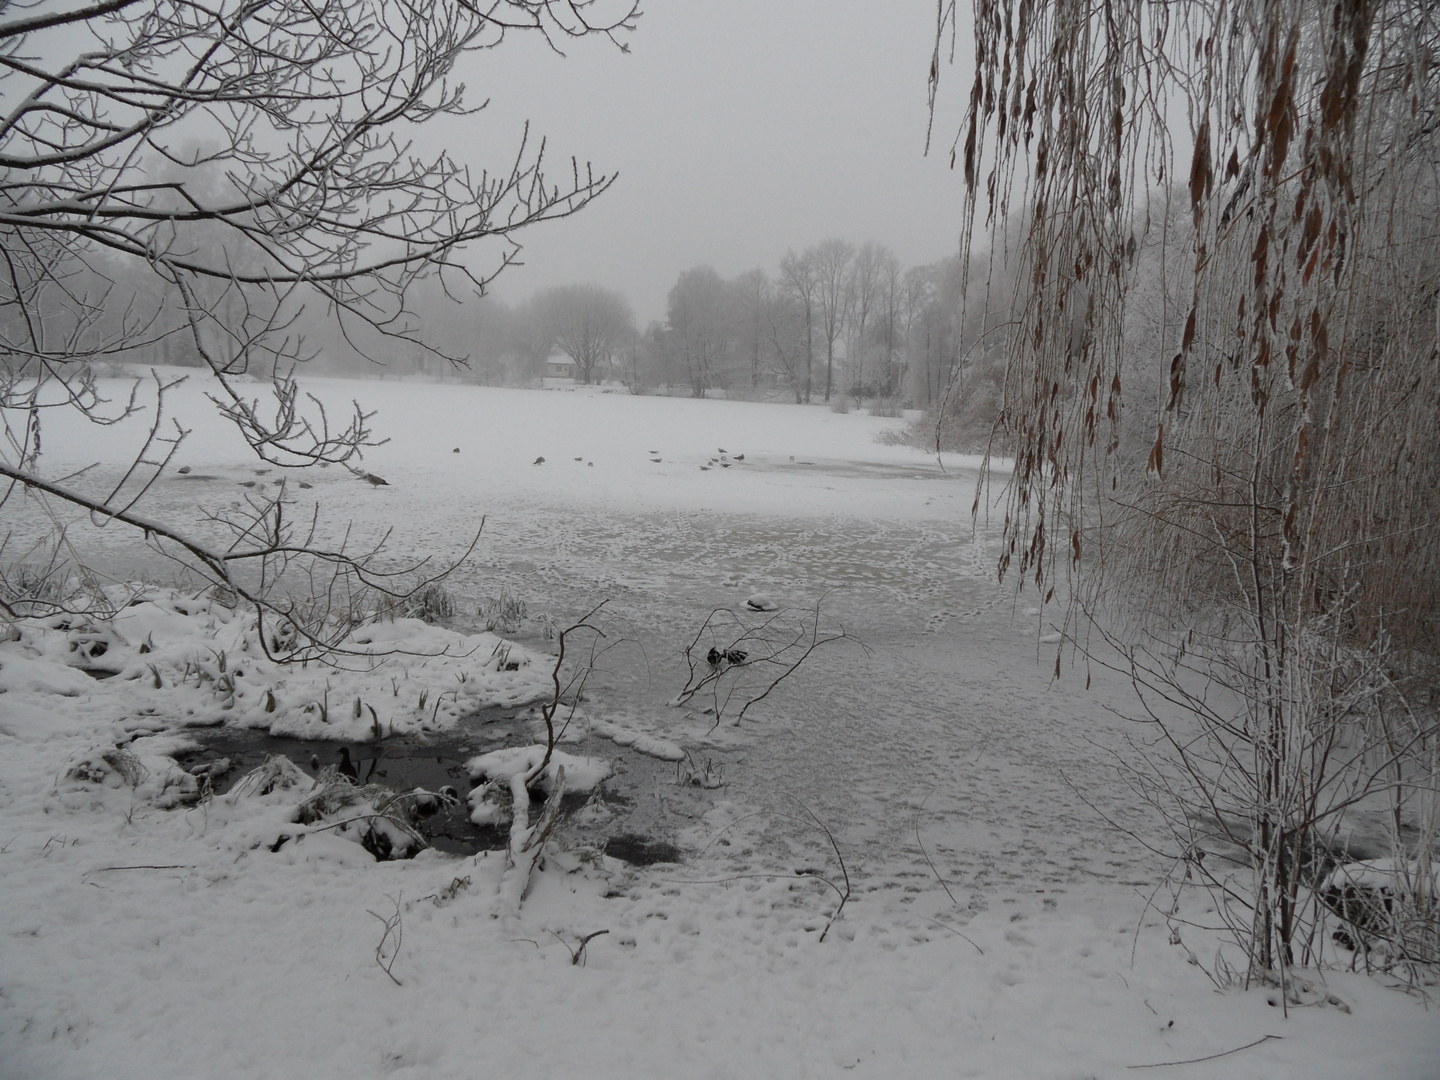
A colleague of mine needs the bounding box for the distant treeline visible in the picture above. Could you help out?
[66,234,1008,445]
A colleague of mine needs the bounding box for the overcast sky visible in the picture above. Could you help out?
[458,2,973,324]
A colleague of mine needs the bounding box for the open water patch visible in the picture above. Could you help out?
[604,833,684,866]
[177,705,713,863]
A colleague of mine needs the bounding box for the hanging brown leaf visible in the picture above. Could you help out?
[1189,118,1212,218]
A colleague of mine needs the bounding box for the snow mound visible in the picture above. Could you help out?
[466,745,610,792]
[0,586,552,741]
[590,717,686,761]
[56,737,200,810]
[466,745,611,827]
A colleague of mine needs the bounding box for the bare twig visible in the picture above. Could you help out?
[1126,1034,1283,1070]
[367,892,404,987]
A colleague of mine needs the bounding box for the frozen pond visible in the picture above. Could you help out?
[7,374,1162,902]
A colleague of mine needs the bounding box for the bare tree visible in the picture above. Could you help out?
[665,266,732,397]
[932,0,1440,985]
[899,263,932,403]
[508,294,559,383]
[902,260,965,408]
[537,283,634,385]
[0,0,637,643]
[730,268,769,391]
[844,241,886,400]
[811,239,854,402]
[776,248,818,402]
[873,249,906,397]
[634,319,678,390]
[762,284,810,404]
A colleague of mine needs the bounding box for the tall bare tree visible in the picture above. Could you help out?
[874,249,906,397]
[845,241,886,399]
[730,267,769,390]
[762,283,810,403]
[811,238,854,402]
[777,248,818,402]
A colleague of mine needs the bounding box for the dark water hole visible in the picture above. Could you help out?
[604,833,685,866]
[176,706,689,864]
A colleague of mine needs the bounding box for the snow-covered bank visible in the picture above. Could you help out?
[2,373,1436,1078]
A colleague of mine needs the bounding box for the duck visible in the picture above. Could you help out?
[337,747,359,782]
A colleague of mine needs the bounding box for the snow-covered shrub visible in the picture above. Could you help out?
[0,561,107,620]
[227,754,309,799]
[868,398,903,418]
[477,588,526,633]
[228,755,433,861]
[59,740,203,809]
[296,778,428,861]
[376,583,458,625]
[63,746,147,789]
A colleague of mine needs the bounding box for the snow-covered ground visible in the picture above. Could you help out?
[2,372,1437,1079]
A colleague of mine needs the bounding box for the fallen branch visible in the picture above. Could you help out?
[550,928,610,967]
[923,917,985,955]
[1127,1034,1282,1069]
[914,819,958,906]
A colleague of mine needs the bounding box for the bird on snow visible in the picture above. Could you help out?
[574,457,583,461]
[650,457,662,463]
[362,472,388,487]
[718,448,727,453]
[734,454,744,461]
[533,456,545,465]
[177,465,191,474]
[452,447,460,453]
[700,466,710,471]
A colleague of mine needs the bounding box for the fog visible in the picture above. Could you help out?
[459,1,972,323]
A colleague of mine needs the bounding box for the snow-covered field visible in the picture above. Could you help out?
[2,372,1437,1079]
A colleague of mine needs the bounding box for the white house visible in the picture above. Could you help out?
[543,355,577,380]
